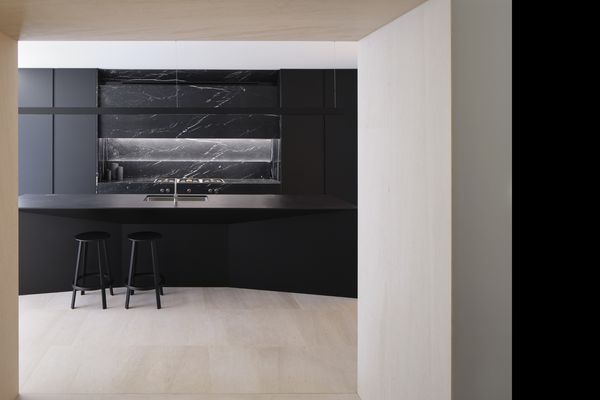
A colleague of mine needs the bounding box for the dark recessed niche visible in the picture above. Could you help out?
[97,69,282,189]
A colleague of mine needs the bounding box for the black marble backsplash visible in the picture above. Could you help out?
[103,138,276,162]
[99,84,278,108]
[100,114,280,139]
[99,69,279,85]
[97,69,282,189]
[110,161,277,181]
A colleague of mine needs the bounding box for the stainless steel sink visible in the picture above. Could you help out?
[144,195,208,202]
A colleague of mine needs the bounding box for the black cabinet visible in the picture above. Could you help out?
[325,115,357,204]
[281,115,324,194]
[18,68,356,199]
[324,69,357,203]
[18,115,53,194]
[18,69,53,107]
[280,69,357,202]
[324,69,358,112]
[53,115,97,194]
[54,69,97,107]
[280,70,324,108]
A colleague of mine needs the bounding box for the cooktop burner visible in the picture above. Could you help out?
[154,178,225,184]
[200,178,225,184]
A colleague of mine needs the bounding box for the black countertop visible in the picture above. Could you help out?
[19,194,356,224]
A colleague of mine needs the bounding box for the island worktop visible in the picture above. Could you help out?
[19,194,356,210]
[19,194,356,224]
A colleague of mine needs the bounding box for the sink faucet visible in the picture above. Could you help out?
[173,178,179,206]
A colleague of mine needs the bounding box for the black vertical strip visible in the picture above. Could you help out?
[51,69,55,108]
[95,68,99,107]
[176,68,179,108]
[322,70,327,194]
[277,70,281,107]
[95,115,99,192]
[278,71,284,186]
[95,69,101,192]
[51,114,55,194]
[280,115,285,187]
[51,69,55,194]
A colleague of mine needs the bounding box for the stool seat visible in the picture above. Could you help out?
[75,231,111,241]
[128,231,163,241]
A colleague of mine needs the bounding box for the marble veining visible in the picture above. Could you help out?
[100,114,280,139]
[100,84,178,107]
[99,69,279,85]
[177,85,278,108]
[99,69,177,84]
[100,84,278,108]
[104,138,275,162]
[110,161,275,181]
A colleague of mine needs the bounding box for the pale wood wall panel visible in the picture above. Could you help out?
[357,0,451,398]
[0,0,426,41]
[0,31,19,400]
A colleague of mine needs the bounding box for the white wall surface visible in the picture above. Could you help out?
[451,0,512,399]
[18,41,357,69]
[357,0,451,399]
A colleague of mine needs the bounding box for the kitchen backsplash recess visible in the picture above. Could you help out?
[97,69,281,187]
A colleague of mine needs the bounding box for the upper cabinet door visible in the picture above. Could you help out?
[281,115,324,195]
[324,69,357,112]
[279,70,324,108]
[19,69,53,108]
[54,69,98,107]
[53,115,97,194]
[18,115,53,194]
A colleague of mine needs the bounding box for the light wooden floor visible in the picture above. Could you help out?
[19,287,357,399]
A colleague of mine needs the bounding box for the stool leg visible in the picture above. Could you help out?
[71,241,83,309]
[102,240,114,296]
[125,241,136,309]
[81,242,88,295]
[150,240,162,309]
[97,242,107,310]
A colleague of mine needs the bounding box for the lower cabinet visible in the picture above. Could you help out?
[53,115,97,194]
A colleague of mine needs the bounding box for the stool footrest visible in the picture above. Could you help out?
[73,284,108,292]
[78,272,110,279]
[125,272,164,292]
[73,273,112,292]
[125,284,161,291]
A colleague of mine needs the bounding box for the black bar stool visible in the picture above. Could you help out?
[71,231,114,310]
[125,231,165,309]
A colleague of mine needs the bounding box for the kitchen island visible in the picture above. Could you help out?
[19,194,357,297]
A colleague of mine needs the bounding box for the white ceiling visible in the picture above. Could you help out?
[0,0,426,41]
